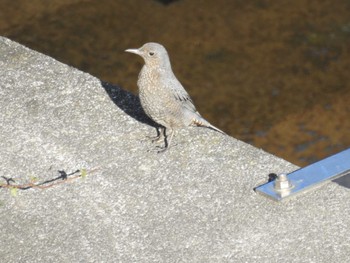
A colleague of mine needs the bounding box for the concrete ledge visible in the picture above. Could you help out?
[0,37,349,262]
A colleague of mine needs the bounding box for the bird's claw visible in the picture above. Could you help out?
[146,135,164,143]
[156,145,168,153]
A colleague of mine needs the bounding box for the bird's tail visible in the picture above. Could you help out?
[191,116,226,135]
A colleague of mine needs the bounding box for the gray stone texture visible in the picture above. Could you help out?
[0,37,349,262]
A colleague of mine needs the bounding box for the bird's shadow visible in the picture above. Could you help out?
[100,80,159,128]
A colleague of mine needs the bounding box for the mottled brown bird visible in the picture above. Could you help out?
[125,42,225,152]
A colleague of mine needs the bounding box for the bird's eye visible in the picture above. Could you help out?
[149,52,155,56]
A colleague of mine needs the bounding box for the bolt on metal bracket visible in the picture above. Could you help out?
[255,148,350,201]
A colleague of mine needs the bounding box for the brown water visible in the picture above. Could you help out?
[1,0,350,166]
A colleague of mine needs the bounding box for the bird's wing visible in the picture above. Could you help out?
[167,78,197,113]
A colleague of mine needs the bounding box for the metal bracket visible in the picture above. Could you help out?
[255,148,350,201]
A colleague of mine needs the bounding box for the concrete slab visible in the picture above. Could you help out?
[0,37,349,262]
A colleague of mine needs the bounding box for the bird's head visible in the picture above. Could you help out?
[125,42,171,68]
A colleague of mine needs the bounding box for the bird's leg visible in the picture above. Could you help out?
[146,127,165,143]
[157,128,175,153]
[166,129,175,149]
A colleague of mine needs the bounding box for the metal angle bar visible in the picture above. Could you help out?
[255,148,350,201]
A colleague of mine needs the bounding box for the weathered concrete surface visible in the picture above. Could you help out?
[0,37,349,262]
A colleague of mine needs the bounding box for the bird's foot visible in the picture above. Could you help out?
[146,134,164,143]
[145,144,167,153]
[140,135,163,145]
[154,142,178,153]
[156,145,168,153]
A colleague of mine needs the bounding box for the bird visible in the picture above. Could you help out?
[125,42,225,152]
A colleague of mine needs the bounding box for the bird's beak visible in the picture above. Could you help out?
[125,48,140,55]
